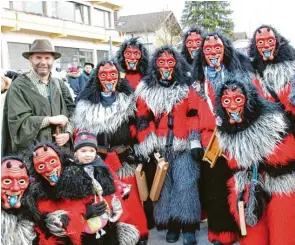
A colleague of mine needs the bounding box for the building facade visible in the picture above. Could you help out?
[115,11,182,54]
[1,1,124,72]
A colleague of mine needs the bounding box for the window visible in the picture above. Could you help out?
[49,2,90,24]
[8,42,30,70]
[10,1,44,15]
[105,11,111,28]
[3,1,11,9]
[57,2,75,22]
[55,47,93,71]
[93,8,112,28]
[26,1,44,15]
[93,9,105,27]
[97,50,109,63]
[11,1,24,12]
[79,49,93,66]
[55,47,79,71]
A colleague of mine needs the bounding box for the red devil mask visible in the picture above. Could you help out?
[186,32,202,59]
[123,46,142,71]
[256,27,276,61]
[33,146,62,186]
[98,63,119,92]
[221,87,246,124]
[156,51,176,81]
[203,36,224,70]
[1,159,29,209]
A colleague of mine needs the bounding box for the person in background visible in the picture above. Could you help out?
[1,39,75,157]
[181,26,204,66]
[67,66,81,101]
[77,62,94,96]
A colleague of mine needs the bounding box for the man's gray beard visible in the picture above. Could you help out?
[33,66,52,77]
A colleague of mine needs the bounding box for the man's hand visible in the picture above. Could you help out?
[53,133,70,146]
[49,115,69,127]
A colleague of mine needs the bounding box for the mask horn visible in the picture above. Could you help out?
[43,145,48,151]
[33,151,37,157]
[6,161,12,168]
[20,163,26,169]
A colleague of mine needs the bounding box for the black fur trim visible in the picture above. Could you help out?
[55,164,94,199]
[262,160,295,177]
[136,113,154,131]
[116,37,149,75]
[192,31,254,83]
[93,163,116,196]
[142,45,191,87]
[81,222,119,245]
[77,60,134,104]
[181,26,204,65]
[249,25,295,77]
[186,109,198,117]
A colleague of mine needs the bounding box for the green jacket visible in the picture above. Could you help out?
[1,74,75,156]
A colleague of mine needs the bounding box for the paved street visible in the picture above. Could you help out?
[148,222,239,245]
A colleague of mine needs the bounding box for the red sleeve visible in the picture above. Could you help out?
[135,97,156,142]
[63,198,90,245]
[187,88,201,133]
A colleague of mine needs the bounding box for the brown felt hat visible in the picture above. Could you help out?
[22,39,61,60]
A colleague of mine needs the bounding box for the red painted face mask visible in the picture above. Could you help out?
[221,87,246,124]
[33,146,62,186]
[123,46,142,71]
[203,36,224,69]
[98,63,119,92]
[186,32,202,59]
[1,159,29,209]
[156,51,176,81]
[256,27,276,61]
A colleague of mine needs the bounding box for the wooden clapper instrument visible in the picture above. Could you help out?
[149,152,169,202]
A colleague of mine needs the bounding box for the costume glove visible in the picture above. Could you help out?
[85,200,107,219]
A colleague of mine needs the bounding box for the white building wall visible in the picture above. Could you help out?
[1,31,119,71]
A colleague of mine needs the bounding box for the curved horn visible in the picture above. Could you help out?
[6,161,12,168]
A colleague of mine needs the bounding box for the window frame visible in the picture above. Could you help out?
[10,1,45,16]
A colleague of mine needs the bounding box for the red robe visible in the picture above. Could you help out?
[125,72,143,90]
[194,81,238,245]
[252,61,295,245]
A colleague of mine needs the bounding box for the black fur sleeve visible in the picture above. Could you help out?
[94,165,116,196]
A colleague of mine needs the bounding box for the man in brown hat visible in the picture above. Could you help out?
[1,39,75,156]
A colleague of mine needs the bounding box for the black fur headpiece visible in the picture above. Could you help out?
[192,31,253,83]
[249,24,295,77]
[142,45,191,87]
[77,59,133,104]
[116,37,149,75]
[215,75,281,133]
[181,26,204,65]
[27,142,70,180]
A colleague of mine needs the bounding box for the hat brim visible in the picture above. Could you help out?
[22,50,61,60]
